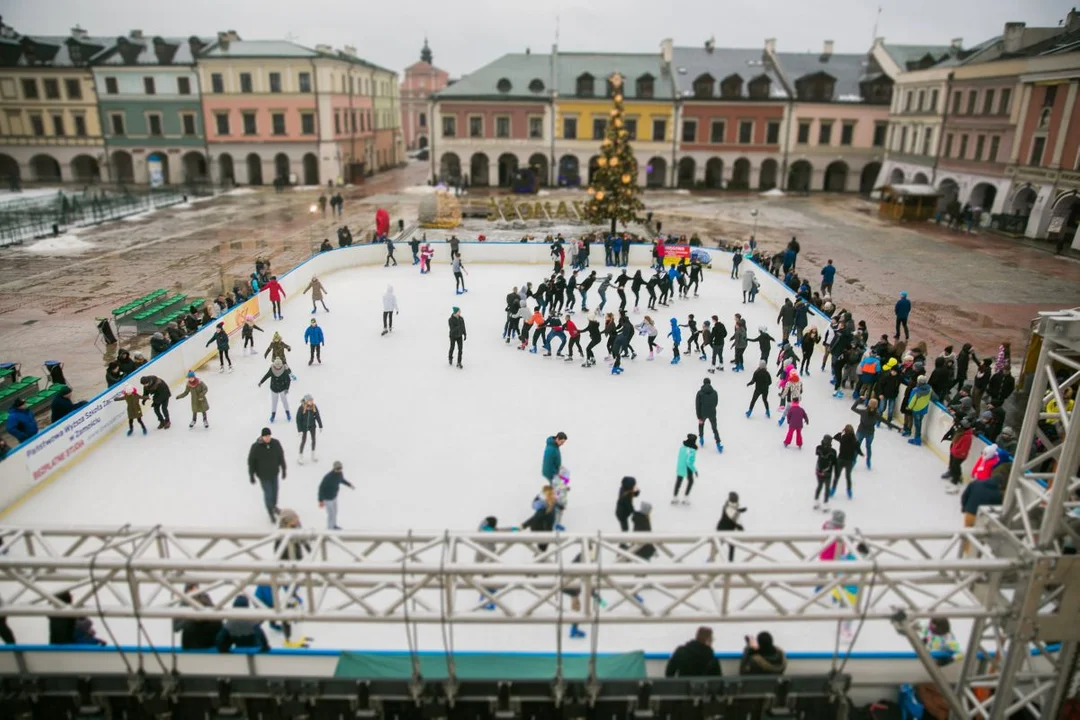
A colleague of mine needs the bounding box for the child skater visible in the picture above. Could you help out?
[241,316,264,355]
[667,318,682,365]
[672,433,699,505]
[175,371,210,429]
[115,386,147,436]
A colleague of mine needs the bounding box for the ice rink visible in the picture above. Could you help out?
[3,259,962,654]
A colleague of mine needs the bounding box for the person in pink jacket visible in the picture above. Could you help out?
[970,443,999,481]
[820,509,846,560]
[782,399,809,448]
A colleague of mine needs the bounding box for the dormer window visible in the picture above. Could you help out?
[720,74,743,99]
[496,78,512,93]
[748,76,770,99]
[796,73,835,102]
[636,74,654,99]
[576,73,594,97]
[528,78,545,93]
[692,73,714,99]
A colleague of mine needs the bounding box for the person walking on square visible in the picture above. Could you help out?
[318,461,354,530]
[696,378,723,451]
[304,276,329,313]
[894,291,911,340]
[248,427,286,523]
[782,399,808,448]
[382,285,399,336]
[304,318,325,365]
[295,394,322,464]
[206,322,233,372]
[672,434,699,505]
[175,371,210,429]
[820,259,836,295]
[448,306,466,368]
[259,358,294,423]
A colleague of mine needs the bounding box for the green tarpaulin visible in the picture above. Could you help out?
[334,651,647,680]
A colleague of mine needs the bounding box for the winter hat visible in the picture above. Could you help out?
[959,397,973,409]
[758,325,767,333]
[900,291,908,298]
[620,476,637,491]
[638,501,653,515]
[759,360,767,368]
[788,373,800,384]
[685,433,698,446]
[917,375,927,385]
[702,378,711,385]
[272,358,284,370]
[979,410,993,422]
[332,461,343,471]
[186,371,195,378]
[821,434,833,446]
[452,306,460,313]
[670,318,678,325]
[273,332,281,340]
[883,358,898,371]
[310,318,317,324]
[728,491,739,504]
[302,394,313,402]
[960,416,972,428]
[217,322,224,329]
[981,444,999,460]
[831,509,846,527]
[902,354,914,363]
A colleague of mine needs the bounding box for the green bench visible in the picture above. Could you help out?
[133,294,187,322]
[153,299,204,327]
[25,384,68,413]
[111,288,167,318]
[0,376,41,413]
[0,366,14,386]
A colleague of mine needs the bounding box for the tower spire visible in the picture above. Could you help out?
[420,36,432,64]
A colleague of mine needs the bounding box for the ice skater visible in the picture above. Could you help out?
[730,321,747,372]
[265,276,286,320]
[708,317,727,372]
[715,492,747,561]
[206,321,233,372]
[115,386,147,436]
[682,315,700,356]
[139,375,172,429]
[448,306,466,368]
[813,436,838,511]
[637,316,659,360]
[597,273,613,311]
[248,427,287,523]
[259,358,294,422]
[610,313,634,375]
[304,275,329,313]
[578,270,596,311]
[667,318,682,365]
[175,370,209,429]
[583,312,602,367]
[782,399,808,448]
[264,332,291,363]
[746,361,772,418]
[672,433,699,505]
[420,242,434,273]
[318,461,354,530]
[748,326,775,364]
[384,236,398,266]
[382,285,399,335]
[615,476,640,531]
[830,424,862,499]
[295,394,322,464]
[565,316,582,361]
[452,255,468,294]
[695,378,723,451]
[304,318,324,365]
[631,270,644,311]
[241,317,264,355]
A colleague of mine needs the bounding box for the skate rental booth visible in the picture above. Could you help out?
[0,241,1076,719]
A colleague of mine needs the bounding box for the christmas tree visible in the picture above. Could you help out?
[583,73,644,234]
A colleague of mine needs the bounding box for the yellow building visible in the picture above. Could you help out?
[0,30,110,184]
[553,53,675,188]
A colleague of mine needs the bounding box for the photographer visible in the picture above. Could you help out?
[665,626,721,677]
[739,631,787,675]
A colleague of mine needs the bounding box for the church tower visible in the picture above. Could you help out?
[420,37,432,64]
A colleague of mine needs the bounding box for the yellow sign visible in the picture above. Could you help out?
[485,197,587,222]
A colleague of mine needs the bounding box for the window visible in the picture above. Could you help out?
[350,111,357,132]
[904,91,912,112]
[681,119,696,143]
[529,78,545,93]
[73,114,86,137]
[922,127,933,155]
[739,120,753,144]
[269,72,282,93]
[442,115,456,137]
[944,133,953,158]
[916,90,924,112]
[636,75,654,98]
[576,74,594,97]
[242,112,257,135]
[43,78,60,99]
[301,113,315,135]
[529,116,543,139]
[239,73,253,93]
[873,122,887,147]
[419,112,427,128]
[334,112,340,134]
[998,88,1011,115]
[951,90,961,114]
[65,78,82,100]
[349,77,354,95]
[143,77,156,95]
[298,72,311,93]
[1043,85,1057,107]
[29,114,45,136]
[110,113,125,136]
[496,116,510,138]
[51,113,64,136]
[177,76,191,95]
[818,121,833,145]
[182,113,196,136]
[710,120,725,143]
[625,118,637,140]
[797,121,810,144]
[929,89,938,113]
[0,79,12,98]
[721,76,743,99]
[271,113,286,135]
[748,77,770,99]
[652,118,666,141]
[958,134,968,159]
[899,126,908,152]
[593,117,607,140]
[841,122,854,146]
[148,113,163,136]
[693,75,714,99]
[215,113,230,135]
[469,116,482,138]
[766,121,780,144]
[966,90,977,115]
[988,135,1000,163]
[105,77,118,95]
[211,73,224,93]
[496,78,512,93]
[21,78,38,99]
[982,89,995,115]
[1029,136,1046,166]
[974,135,985,161]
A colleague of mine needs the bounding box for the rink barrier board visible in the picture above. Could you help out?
[0,241,982,516]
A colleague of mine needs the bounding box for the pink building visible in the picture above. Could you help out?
[400,40,449,150]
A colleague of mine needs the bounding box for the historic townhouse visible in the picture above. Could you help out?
[400,39,449,151]
[312,44,378,184]
[670,39,788,191]
[370,64,403,172]
[0,28,112,184]
[91,32,210,185]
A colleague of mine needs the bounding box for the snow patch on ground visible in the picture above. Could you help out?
[225,187,258,196]
[0,187,65,206]
[761,188,786,197]
[403,185,439,195]
[19,231,95,254]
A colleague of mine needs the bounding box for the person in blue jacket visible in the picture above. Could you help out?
[894,291,912,341]
[304,318,325,365]
[6,399,38,443]
[612,235,623,267]
[542,432,568,483]
[668,318,683,365]
[820,259,836,295]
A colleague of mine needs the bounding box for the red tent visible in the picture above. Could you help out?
[375,208,390,237]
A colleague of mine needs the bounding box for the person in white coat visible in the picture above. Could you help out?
[381,285,399,336]
[741,269,758,304]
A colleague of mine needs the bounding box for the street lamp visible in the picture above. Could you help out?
[750,208,759,243]
[309,204,318,255]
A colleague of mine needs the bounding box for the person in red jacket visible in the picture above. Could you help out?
[944,417,974,493]
[264,276,286,320]
[565,316,582,361]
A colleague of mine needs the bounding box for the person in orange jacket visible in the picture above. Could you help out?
[520,307,545,353]
[944,416,974,493]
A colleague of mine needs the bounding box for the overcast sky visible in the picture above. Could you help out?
[3,0,1074,76]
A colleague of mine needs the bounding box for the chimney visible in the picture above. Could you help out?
[216,30,239,50]
[765,38,776,54]
[1068,8,1080,31]
[950,37,963,50]
[343,44,356,56]
[660,38,673,65]
[129,29,143,40]
[70,25,88,41]
[1003,22,1026,53]
[189,36,205,58]
[315,43,332,54]
[821,40,834,60]
[873,36,884,48]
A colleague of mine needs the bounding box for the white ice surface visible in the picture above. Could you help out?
[4,262,962,655]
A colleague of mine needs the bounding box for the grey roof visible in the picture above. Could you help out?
[555,52,674,100]
[0,35,115,67]
[434,52,554,99]
[200,40,318,58]
[882,44,959,70]
[773,51,872,102]
[92,36,213,66]
[672,46,787,99]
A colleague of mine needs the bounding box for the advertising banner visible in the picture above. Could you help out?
[662,245,690,266]
[23,392,125,484]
